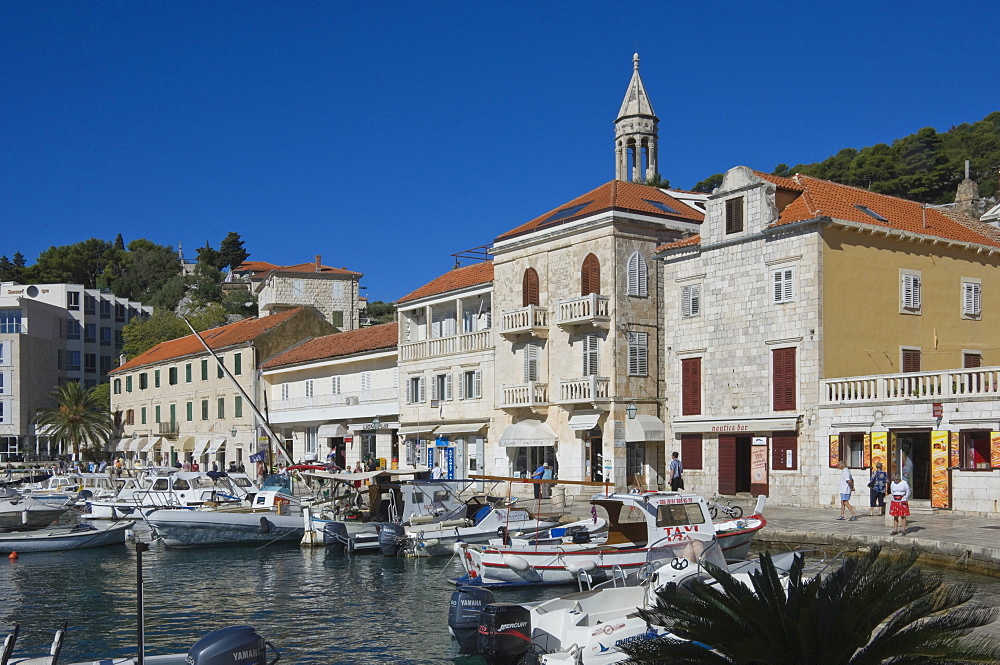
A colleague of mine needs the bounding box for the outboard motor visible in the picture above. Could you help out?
[571,530,591,544]
[187,625,279,665]
[448,586,495,654]
[379,522,406,557]
[478,603,531,665]
[323,521,349,553]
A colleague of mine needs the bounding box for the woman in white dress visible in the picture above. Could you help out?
[889,473,911,536]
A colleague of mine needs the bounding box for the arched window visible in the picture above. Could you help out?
[581,254,601,296]
[626,252,648,297]
[522,268,539,307]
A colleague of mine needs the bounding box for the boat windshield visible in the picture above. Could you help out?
[260,474,293,494]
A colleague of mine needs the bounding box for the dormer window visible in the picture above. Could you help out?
[725,197,744,234]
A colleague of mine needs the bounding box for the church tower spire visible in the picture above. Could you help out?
[615,53,659,182]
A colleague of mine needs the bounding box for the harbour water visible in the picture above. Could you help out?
[2,539,999,664]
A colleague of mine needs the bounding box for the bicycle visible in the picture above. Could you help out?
[706,493,743,520]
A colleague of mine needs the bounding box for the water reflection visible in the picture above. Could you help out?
[0,540,997,664]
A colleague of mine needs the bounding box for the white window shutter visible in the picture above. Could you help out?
[445,373,453,401]
[773,271,783,303]
[583,334,599,376]
[626,253,648,297]
[681,286,691,318]
[903,274,921,310]
[691,284,700,316]
[474,370,482,399]
[419,376,426,402]
[638,255,647,296]
[392,367,398,388]
[964,282,981,316]
[783,269,793,302]
[457,372,465,400]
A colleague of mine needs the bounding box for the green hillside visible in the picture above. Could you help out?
[694,111,1000,204]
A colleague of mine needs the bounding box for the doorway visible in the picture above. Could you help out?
[893,431,931,500]
[584,427,604,483]
[735,436,752,493]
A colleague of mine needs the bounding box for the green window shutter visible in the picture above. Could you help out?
[185,363,192,382]
[126,376,132,392]
[154,370,160,388]
[331,311,344,328]
[141,407,146,424]
[217,397,225,419]
[234,353,242,375]
[201,359,208,381]
[201,400,208,420]
[234,396,242,418]
[154,405,161,423]
[186,402,193,421]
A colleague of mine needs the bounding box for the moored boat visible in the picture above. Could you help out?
[456,492,766,587]
[0,521,130,553]
[0,489,69,531]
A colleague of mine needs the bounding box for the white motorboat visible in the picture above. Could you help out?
[0,489,69,532]
[461,533,802,665]
[0,521,130,553]
[85,469,258,520]
[457,492,766,587]
[2,624,279,665]
[18,474,89,506]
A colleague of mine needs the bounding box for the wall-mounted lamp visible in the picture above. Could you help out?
[874,410,883,422]
[230,427,238,438]
[625,402,637,420]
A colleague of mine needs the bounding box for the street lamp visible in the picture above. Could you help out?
[626,402,637,420]
[229,427,238,438]
[371,416,381,430]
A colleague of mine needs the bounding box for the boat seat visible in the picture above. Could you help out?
[1,624,19,665]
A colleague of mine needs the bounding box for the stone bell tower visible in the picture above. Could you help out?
[615,53,659,182]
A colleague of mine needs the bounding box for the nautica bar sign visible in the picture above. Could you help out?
[671,415,800,434]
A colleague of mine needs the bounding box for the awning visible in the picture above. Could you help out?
[397,425,437,436]
[625,415,665,442]
[207,438,227,455]
[498,419,557,447]
[434,422,488,435]
[140,436,161,453]
[318,423,349,438]
[568,411,602,431]
[115,438,133,452]
[192,437,211,458]
[175,435,196,452]
[129,437,146,452]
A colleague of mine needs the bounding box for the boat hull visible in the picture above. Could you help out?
[461,515,766,587]
[0,501,68,531]
[0,522,129,553]
[147,509,305,547]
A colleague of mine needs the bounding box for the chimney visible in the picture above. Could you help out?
[315,255,322,272]
[954,160,980,219]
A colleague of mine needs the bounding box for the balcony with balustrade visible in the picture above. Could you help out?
[499,382,549,410]
[555,376,611,406]
[821,366,1000,406]
[500,306,549,339]
[399,329,493,362]
[556,294,611,329]
[270,387,399,413]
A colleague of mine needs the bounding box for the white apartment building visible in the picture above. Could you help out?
[262,322,399,468]
[396,262,495,479]
[0,281,150,461]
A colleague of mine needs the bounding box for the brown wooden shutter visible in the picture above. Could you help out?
[681,434,702,470]
[522,268,539,307]
[901,349,920,372]
[681,357,702,416]
[964,353,982,369]
[772,347,796,411]
[718,435,736,495]
[581,253,601,296]
[771,431,798,471]
[725,197,744,234]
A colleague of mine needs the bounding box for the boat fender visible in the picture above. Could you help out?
[501,554,530,572]
[451,542,468,555]
[564,559,597,576]
[440,518,470,528]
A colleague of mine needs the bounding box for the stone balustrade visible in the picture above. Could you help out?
[500,305,549,337]
[499,382,549,408]
[399,329,493,361]
[557,376,611,404]
[822,366,1000,404]
[556,293,610,327]
[272,387,399,411]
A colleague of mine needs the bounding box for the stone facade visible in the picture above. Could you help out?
[253,258,363,331]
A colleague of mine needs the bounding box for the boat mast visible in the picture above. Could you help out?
[181,318,292,465]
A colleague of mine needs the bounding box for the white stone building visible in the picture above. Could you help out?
[0,281,150,461]
[396,262,495,479]
[262,322,399,469]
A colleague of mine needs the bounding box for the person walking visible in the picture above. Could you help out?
[531,462,546,499]
[542,461,554,498]
[431,462,443,479]
[889,472,912,535]
[669,452,684,492]
[837,461,859,521]
[868,461,889,516]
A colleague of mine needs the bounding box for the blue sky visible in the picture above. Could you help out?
[4,1,998,302]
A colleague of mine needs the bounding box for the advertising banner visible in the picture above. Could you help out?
[931,431,949,509]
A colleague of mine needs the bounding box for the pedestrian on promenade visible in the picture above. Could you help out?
[837,462,859,521]
[669,452,684,492]
[889,473,912,535]
[868,461,889,516]
[542,461,554,498]
[531,462,546,499]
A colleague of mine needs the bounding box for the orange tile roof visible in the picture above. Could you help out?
[655,234,702,252]
[774,174,1000,248]
[236,260,361,277]
[262,322,398,369]
[111,308,305,373]
[397,261,494,304]
[496,180,704,241]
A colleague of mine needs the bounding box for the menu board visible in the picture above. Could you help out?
[950,432,961,469]
[862,433,871,468]
[931,431,949,509]
[828,435,839,468]
[870,432,888,472]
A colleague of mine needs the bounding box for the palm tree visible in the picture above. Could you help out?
[621,546,1000,665]
[34,381,113,460]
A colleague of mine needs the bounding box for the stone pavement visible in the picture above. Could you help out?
[540,493,1000,577]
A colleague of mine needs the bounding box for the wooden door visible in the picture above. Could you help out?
[718,435,736,495]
